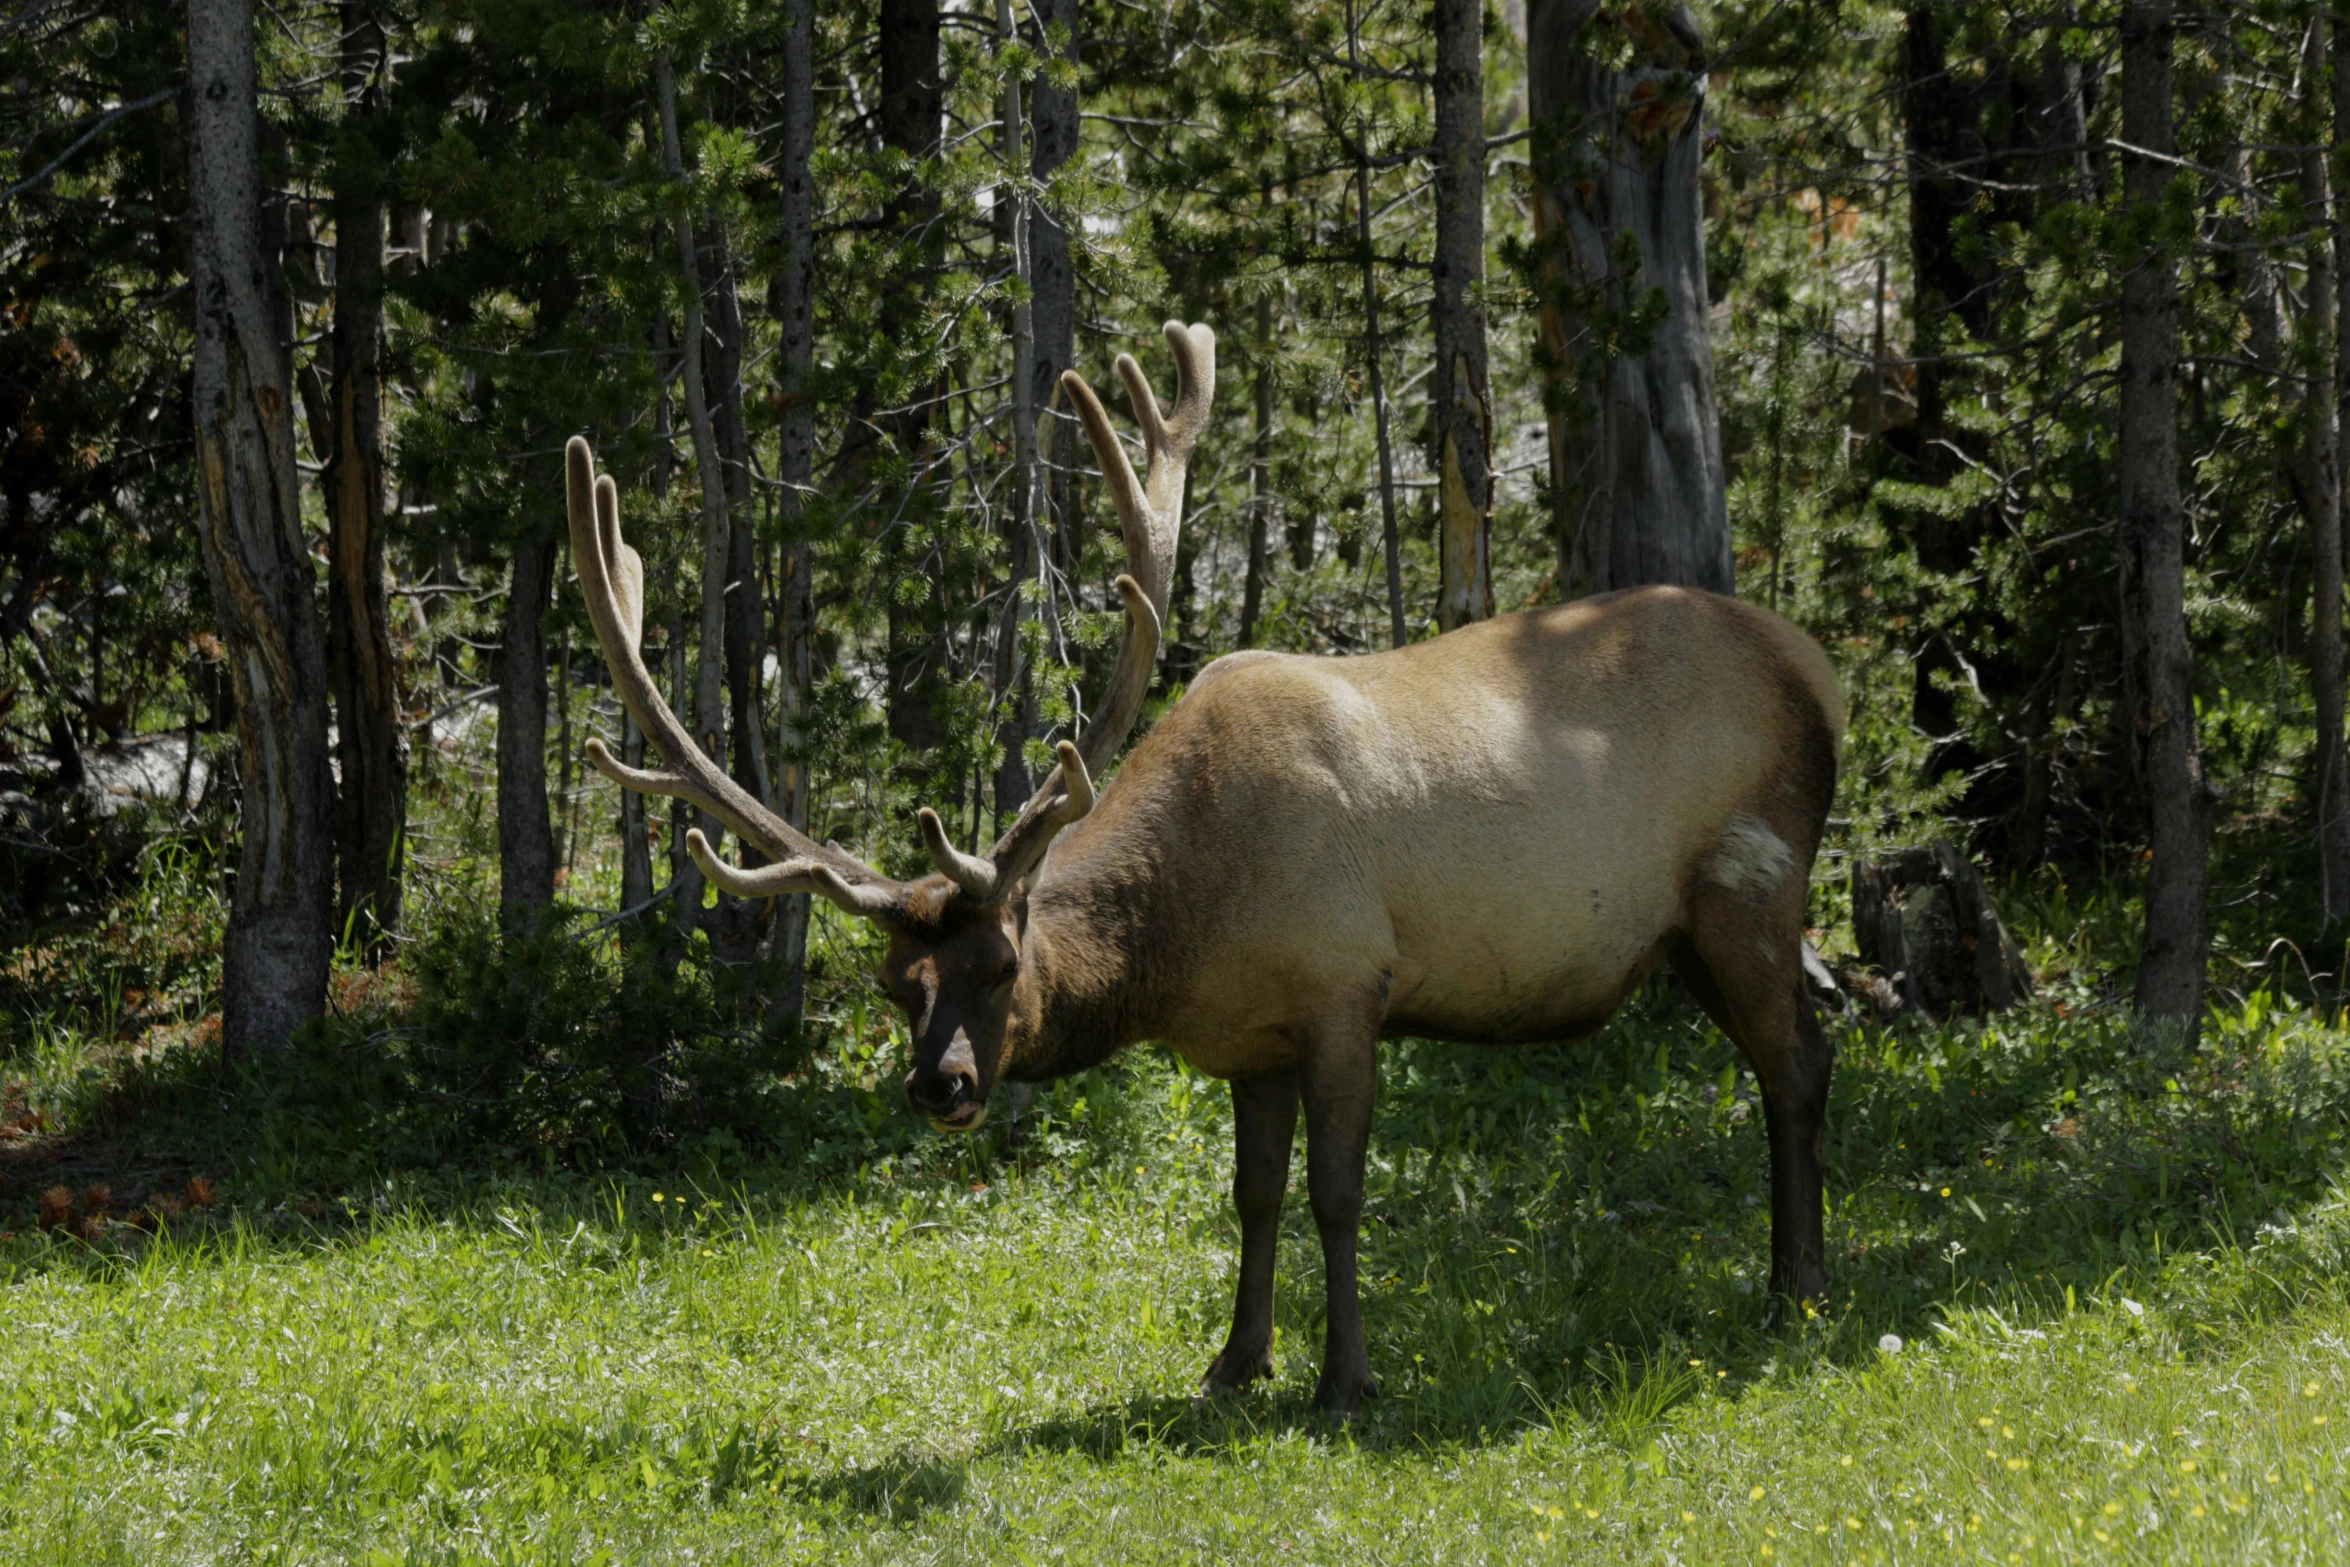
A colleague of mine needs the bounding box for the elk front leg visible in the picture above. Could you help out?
[1201,1066,1298,1394]
[1300,1030,1379,1419]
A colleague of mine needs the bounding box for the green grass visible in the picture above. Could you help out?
[9,980,2350,1563]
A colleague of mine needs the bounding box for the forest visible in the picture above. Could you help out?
[7,0,2341,1054]
[9,1,2350,1561]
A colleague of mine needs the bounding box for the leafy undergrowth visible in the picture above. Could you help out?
[6,972,2350,1561]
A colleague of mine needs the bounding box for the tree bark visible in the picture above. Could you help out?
[619,705,654,926]
[644,316,703,958]
[709,225,770,813]
[1030,0,1082,582]
[324,0,407,956]
[1240,292,1275,648]
[877,0,950,766]
[2116,0,2208,1033]
[768,0,819,1023]
[1433,0,1494,632]
[496,522,558,924]
[2324,6,2350,921]
[187,0,336,1057]
[1526,0,1730,597]
[992,0,1039,825]
[654,53,733,791]
[1345,0,1408,649]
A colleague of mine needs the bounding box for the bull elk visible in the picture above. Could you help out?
[564,321,1844,1419]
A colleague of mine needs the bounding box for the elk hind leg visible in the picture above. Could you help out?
[1202,1066,1298,1394]
[1675,885,1832,1305]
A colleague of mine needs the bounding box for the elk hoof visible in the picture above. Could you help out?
[1199,1343,1275,1395]
[1311,1369,1376,1422]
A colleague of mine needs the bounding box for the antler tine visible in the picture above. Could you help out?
[564,436,907,919]
[924,740,1096,904]
[1062,368,1148,548]
[686,830,903,919]
[1114,352,1171,460]
[919,324,1211,907]
[1155,319,1216,453]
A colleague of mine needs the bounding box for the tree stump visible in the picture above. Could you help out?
[1849,841,2033,1018]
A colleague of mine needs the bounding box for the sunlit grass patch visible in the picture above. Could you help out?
[7,988,2350,1560]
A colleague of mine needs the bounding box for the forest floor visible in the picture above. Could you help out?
[7,870,2350,1561]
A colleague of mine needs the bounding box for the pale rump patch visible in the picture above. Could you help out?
[1708,813,1795,896]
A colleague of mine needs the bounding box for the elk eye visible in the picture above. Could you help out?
[996,960,1020,987]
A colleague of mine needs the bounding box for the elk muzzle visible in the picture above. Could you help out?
[906,1032,988,1133]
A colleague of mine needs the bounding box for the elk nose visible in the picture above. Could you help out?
[904,1067,974,1117]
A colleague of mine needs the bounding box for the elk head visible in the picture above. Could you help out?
[568,321,1215,1131]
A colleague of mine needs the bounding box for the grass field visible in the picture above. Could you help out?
[9,947,2350,1564]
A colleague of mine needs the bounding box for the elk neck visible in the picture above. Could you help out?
[999,773,1188,1083]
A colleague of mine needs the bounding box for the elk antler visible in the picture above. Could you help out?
[921,321,1216,904]
[565,436,907,919]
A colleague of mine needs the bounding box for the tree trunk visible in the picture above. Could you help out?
[619,706,654,926]
[496,522,558,925]
[2324,6,2350,921]
[1526,0,1730,597]
[324,0,407,956]
[2116,0,2208,1033]
[654,53,732,790]
[992,0,1039,825]
[708,224,770,812]
[703,225,776,970]
[647,317,703,959]
[187,0,336,1057]
[769,0,819,1024]
[1240,291,1275,648]
[877,0,950,768]
[1030,0,1082,583]
[553,628,574,875]
[1346,0,1408,649]
[1433,0,1494,632]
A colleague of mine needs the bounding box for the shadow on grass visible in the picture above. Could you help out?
[13,975,2350,1468]
[980,986,2350,1458]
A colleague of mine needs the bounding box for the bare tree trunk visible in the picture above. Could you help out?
[2010,633,2079,866]
[992,0,1039,822]
[554,626,574,874]
[647,316,703,958]
[1240,292,1275,648]
[709,226,770,813]
[1433,0,1494,632]
[2116,0,2207,1032]
[2324,6,2350,921]
[324,0,406,956]
[1030,0,1083,585]
[769,0,819,1023]
[1526,0,1730,597]
[877,0,949,765]
[619,705,653,925]
[496,522,558,924]
[1347,0,1408,649]
[187,0,336,1056]
[701,225,777,974]
[655,53,732,791]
